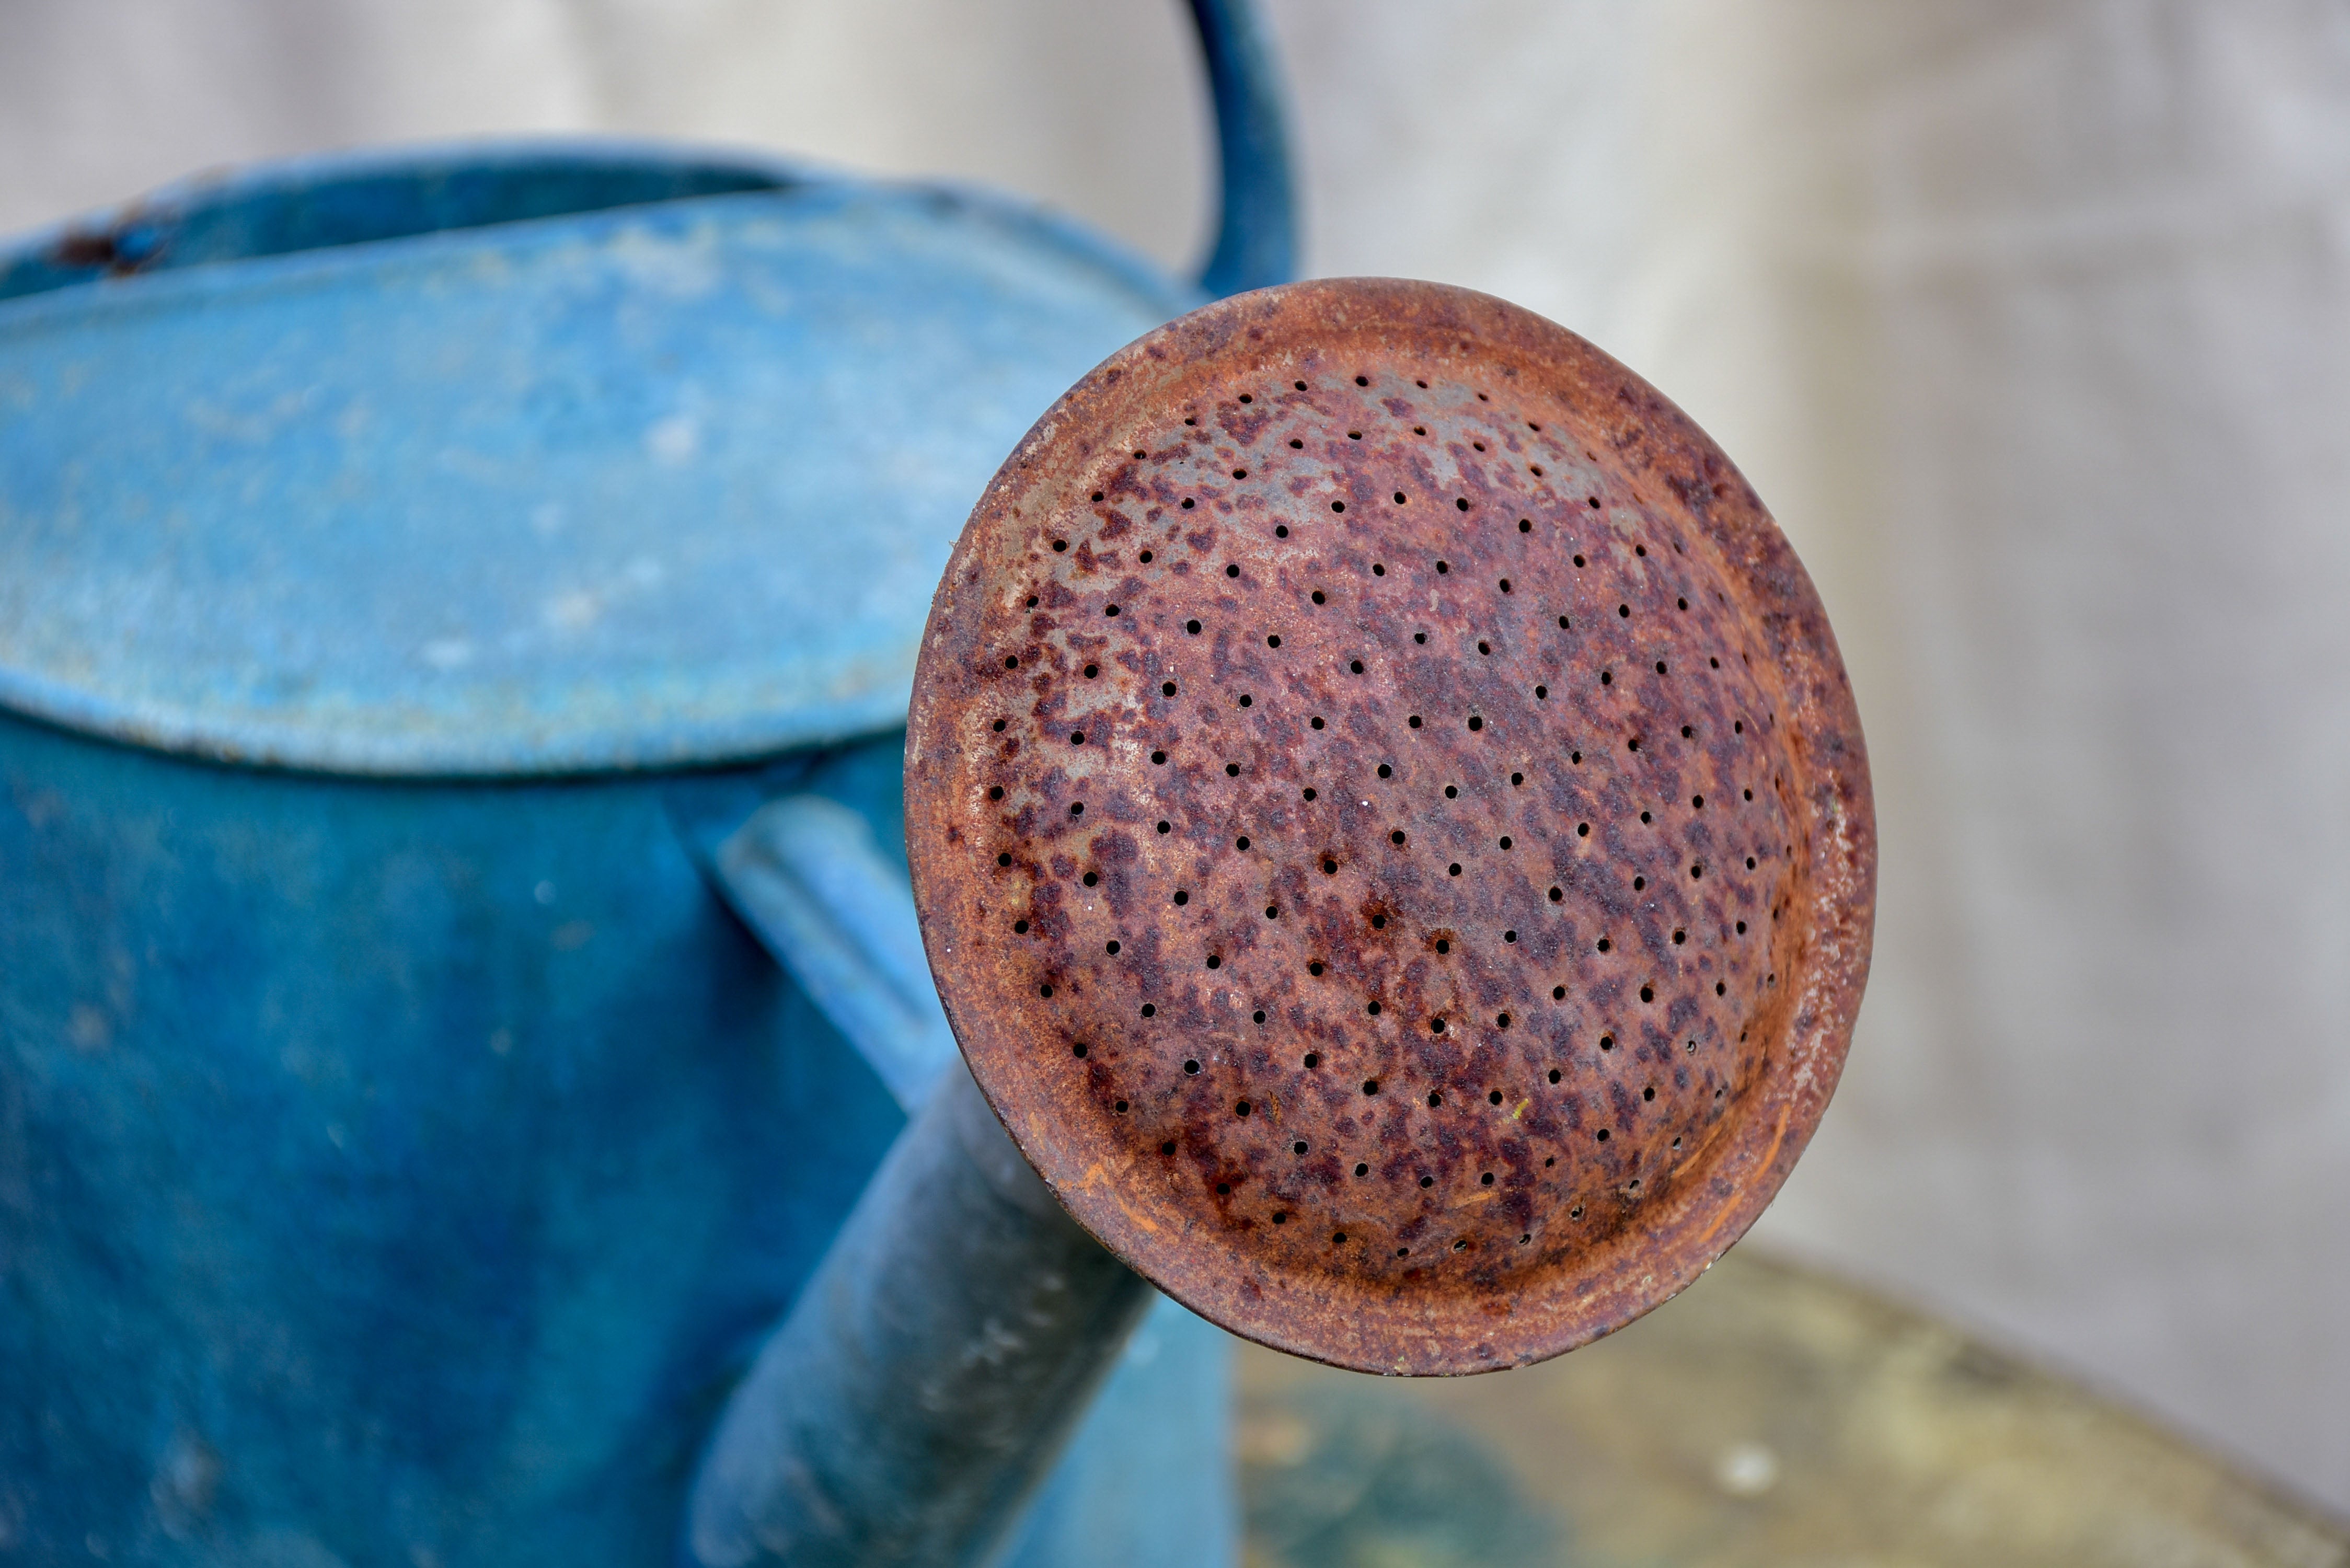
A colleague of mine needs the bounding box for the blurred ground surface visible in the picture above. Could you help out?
[1238,1248,2348,1568]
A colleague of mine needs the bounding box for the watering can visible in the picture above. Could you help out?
[0,4,1293,1563]
[1,6,1882,1563]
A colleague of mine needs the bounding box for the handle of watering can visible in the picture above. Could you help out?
[1186,0,1299,296]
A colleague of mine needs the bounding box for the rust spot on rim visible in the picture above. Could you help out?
[907,279,1874,1375]
[45,210,167,277]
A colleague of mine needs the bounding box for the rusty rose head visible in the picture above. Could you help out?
[906,279,1874,1375]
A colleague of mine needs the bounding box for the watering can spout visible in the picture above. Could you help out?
[694,794,1224,1568]
[684,1063,1150,1568]
[683,273,1874,1560]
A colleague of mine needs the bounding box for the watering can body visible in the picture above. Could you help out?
[0,7,1294,1560]
[0,713,901,1563]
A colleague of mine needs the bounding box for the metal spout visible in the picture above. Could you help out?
[684,1063,1152,1568]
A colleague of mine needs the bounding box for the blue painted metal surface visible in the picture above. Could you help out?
[683,1063,1155,1568]
[710,794,960,1112]
[0,143,781,304]
[0,3,1294,1560]
[0,152,1195,776]
[698,798,1236,1568]
[0,710,901,1563]
[1187,0,1299,298]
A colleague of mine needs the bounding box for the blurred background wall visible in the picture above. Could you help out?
[3,0,2343,1516]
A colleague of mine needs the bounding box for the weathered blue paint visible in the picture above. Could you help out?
[1188,0,1299,298]
[0,156,1196,776]
[710,794,960,1113]
[0,710,900,1563]
[0,3,1293,1560]
[695,799,1236,1568]
[683,1063,1155,1568]
[0,142,783,305]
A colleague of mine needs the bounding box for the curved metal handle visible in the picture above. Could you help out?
[1188,0,1299,296]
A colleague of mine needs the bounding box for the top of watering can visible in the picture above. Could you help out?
[0,140,1215,775]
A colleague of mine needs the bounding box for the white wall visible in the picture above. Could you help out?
[4,0,2343,1516]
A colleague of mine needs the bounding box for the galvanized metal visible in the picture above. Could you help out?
[906,278,1875,1377]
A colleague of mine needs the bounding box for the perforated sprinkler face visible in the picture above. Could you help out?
[906,280,1874,1375]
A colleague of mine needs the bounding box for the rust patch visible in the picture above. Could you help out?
[908,279,1875,1376]
[47,211,166,277]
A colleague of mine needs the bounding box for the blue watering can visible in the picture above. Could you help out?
[0,4,1293,1563]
